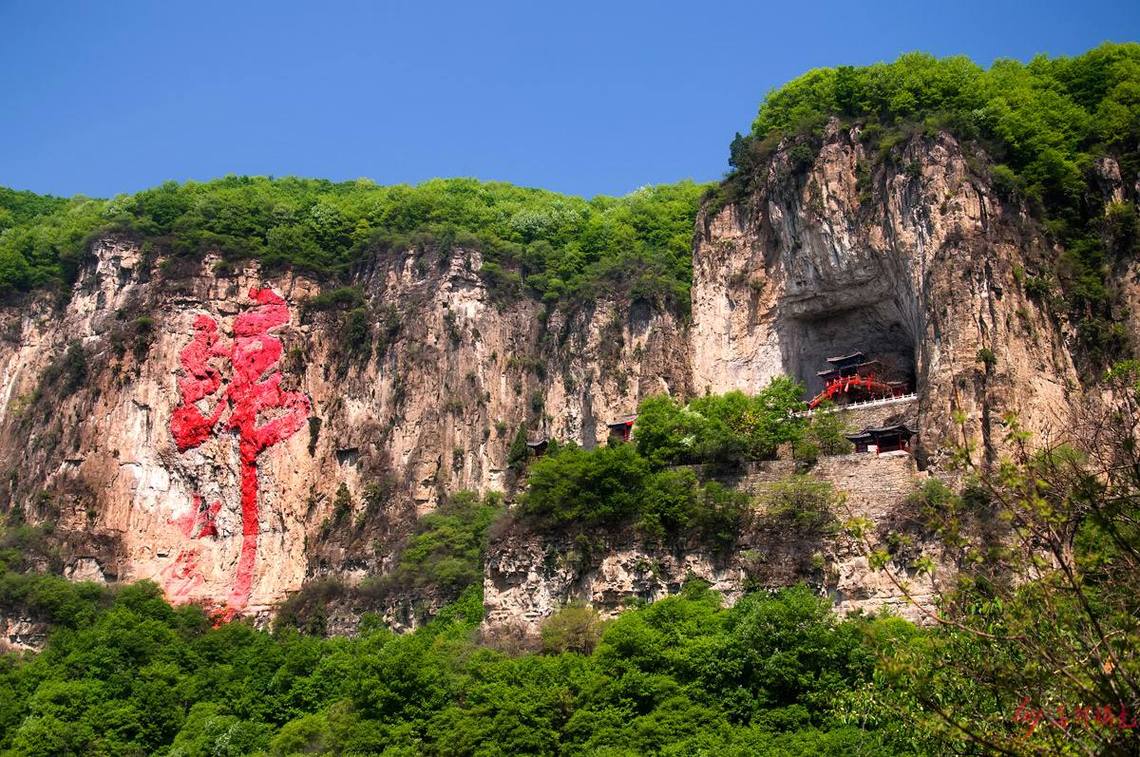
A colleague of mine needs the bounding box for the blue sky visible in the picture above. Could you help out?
[1,0,1137,199]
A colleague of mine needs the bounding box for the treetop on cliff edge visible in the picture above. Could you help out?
[0,175,707,313]
[729,42,1140,372]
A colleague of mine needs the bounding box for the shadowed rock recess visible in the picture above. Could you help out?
[0,122,1113,643]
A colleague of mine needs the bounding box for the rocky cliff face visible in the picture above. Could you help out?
[0,122,1099,632]
[0,239,687,617]
[481,124,1094,635]
[691,122,1080,467]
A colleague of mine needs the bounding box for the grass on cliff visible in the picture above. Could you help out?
[723,42,1140,370]
[0,176,708,313]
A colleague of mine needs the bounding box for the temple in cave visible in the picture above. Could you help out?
[807,352,912,409]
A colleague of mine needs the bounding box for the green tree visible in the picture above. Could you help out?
[541,603,604,654]
[854,363,1140,753]
[522,442,651,527]
[633,393,707,467]
[762,475,839,534]
[388,490,503,595]
[635,379,806,466]
[795,402,854,461]
[506,426,530,471]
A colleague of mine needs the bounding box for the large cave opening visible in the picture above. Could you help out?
[784,300,919,400]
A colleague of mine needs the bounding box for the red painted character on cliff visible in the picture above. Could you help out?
[170,288,310,620]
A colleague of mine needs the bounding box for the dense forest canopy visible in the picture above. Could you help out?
[742,42,1140,212]
[0,176,707,311]
[750,44,1140,166]
[0,572,927,756]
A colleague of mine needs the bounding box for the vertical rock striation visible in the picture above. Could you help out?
[0,239,687,614]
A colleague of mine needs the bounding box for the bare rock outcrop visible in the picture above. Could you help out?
[691,122,1079,467]
[0,239,687,616]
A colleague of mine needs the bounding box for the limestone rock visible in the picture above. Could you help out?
[0,124,1108,634]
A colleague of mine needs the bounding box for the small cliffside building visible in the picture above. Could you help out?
[606,415,636,444]
[845,423,915,454]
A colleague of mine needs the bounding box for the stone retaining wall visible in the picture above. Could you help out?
[482,451,943,638]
